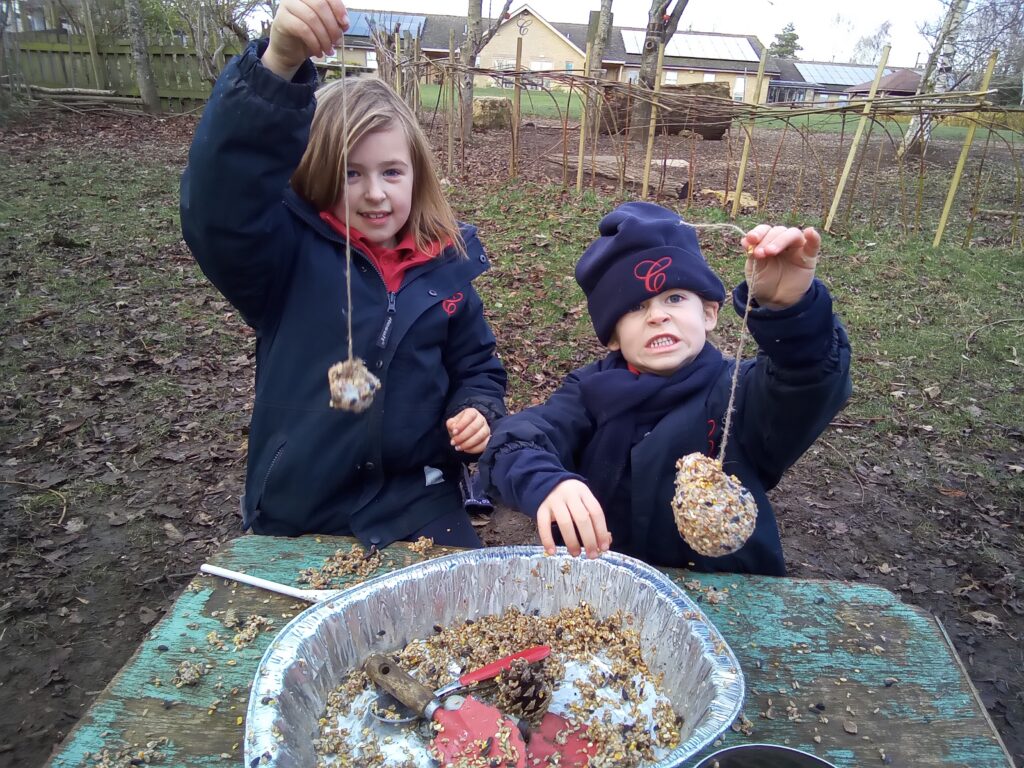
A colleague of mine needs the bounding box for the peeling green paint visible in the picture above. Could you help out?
[48,538,1013,768]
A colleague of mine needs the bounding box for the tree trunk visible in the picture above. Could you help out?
[635,0,690,144]
[458,0,514,147]
[898,0,967,158]
[124,0,160,113]
[590,0,612,80]
[460,0,481,145]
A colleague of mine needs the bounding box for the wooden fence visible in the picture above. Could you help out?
[2,30,241,112]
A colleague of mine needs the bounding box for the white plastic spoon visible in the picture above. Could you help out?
[199,563,342,603]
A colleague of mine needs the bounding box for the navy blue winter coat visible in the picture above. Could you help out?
[481,280,851,575]
[180,41,506,545]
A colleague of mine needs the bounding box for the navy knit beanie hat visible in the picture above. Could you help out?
[575,202,726,345]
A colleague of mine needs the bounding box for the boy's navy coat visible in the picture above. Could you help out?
[180,42,506,545]
[482,281,852,575]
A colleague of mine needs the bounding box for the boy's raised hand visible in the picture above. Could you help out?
[537,480,612,559]
[741,225,820,310]
[262,0,350,80]
[446,407,490,455]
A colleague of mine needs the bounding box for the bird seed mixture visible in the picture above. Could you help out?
[672,453,757,556]
[314,603,684,767]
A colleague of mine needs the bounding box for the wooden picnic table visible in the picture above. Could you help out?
[47,535,1013,767]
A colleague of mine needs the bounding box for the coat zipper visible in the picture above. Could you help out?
[376,291,397,348]
[346,244,396,350]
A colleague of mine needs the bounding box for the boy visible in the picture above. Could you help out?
[480,202,851,575]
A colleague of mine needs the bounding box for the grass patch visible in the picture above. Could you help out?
[420,83,584,120]
[453,180,1024,495]
[753,111,1020,143]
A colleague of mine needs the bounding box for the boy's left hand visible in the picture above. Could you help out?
[741,225,820,310]
[447,408,490,455]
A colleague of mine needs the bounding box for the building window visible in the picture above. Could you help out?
[492,58,515,88]
[703,72,716,83]
[663,70,678,85]
[565,61,574,71]
[732,77,745,101]
[366,51,377,69]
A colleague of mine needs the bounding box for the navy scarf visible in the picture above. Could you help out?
[577,344,724,515]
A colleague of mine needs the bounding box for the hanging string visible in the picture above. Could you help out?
[340,31,355,362]
[688,222,756,461]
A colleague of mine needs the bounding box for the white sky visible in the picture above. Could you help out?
[345,0,945,68]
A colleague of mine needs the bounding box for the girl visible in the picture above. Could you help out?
[180,0,506,548]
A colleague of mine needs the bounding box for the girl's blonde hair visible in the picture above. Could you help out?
[292,76,464,255]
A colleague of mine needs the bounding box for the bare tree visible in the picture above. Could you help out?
[634,0,691,141]
[459,0,514,145]
[165,0,257,84]
[851,21,892,64]
[589,0,613,79]
[947,0,1024,103]
[898,0,969,158]
[125,0,161,112]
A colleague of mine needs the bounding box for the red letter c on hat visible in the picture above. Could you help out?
[634,257,671,293]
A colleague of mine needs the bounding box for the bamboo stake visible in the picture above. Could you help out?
[824,45,890,232]
[841,118,874,231]
[510,36,522,178]
[80,0,106,89]
[619,86,631,197]
[562,78,572,188]
[867,138,884,229]
[394,33,402,96]
[576,42,592,195]
[962,125,992,247]
[413,36,421,112]
[641,42,665,199]
[447,31,455,178]
[934,51,998,248]
[731,49,768,219]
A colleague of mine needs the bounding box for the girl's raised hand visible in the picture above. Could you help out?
[262,0,350,80]
[741,225,820,309]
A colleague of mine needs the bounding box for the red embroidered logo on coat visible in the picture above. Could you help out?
[633,257,671,293]
[442,292,464,316]
[707,419,718,455]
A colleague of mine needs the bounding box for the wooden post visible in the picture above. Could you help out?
[933,51,998,248]
[824,45,890,232]
[447,30,455,178]
[394,33,402,96]
[510,36,523,178]
[640,42,665,199]
[730,49,768,219]
[413,36,421,112]
[575,42,592,195]
[80,0,106,89]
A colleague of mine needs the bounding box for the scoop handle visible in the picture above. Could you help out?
[457,645,551,686]
[363,654,436,717]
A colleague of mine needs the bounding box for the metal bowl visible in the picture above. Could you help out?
[244,546,745,767]
[694,744,838,767]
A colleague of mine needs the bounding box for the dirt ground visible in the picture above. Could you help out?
[1,108,1021,768]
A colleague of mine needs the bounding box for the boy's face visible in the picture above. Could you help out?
[608,289,719,376]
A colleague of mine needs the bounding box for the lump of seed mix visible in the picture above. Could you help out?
[672,453,756,556]
[328,359,380,412]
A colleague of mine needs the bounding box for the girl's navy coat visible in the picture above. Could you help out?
[180,42,506,546]
[481,281,851,575]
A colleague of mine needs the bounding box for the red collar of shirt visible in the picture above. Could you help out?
[319,211,445,293]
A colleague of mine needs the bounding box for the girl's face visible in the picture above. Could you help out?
[334,125,413,249]
[608,289,719,376]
